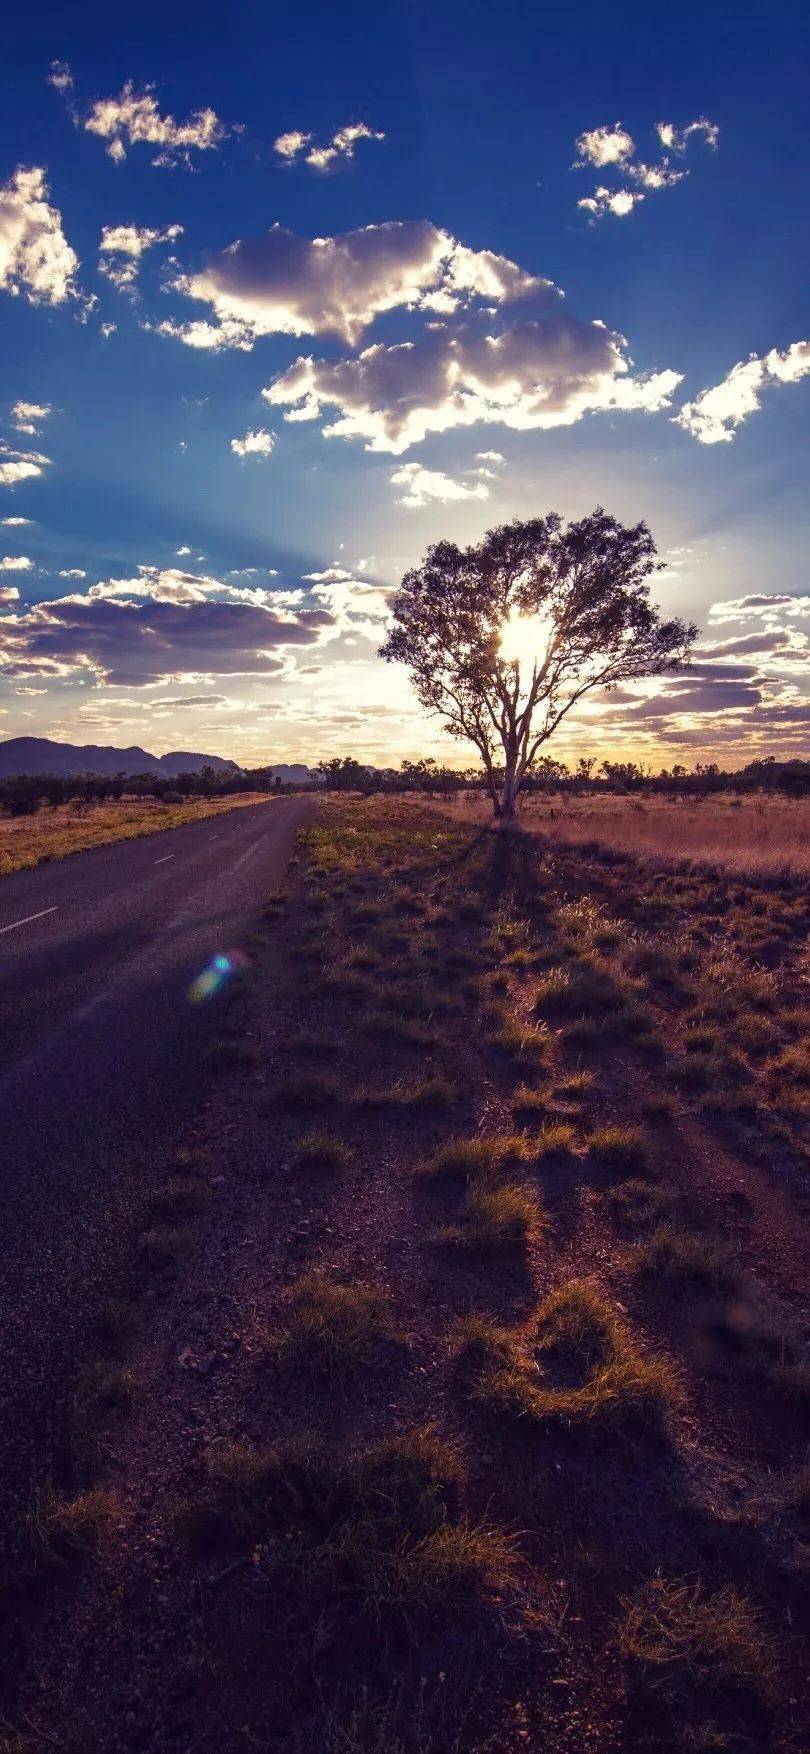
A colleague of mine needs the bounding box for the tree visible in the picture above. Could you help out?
[380,510,696,820]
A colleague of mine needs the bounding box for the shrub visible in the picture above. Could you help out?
[634,1223,739,1292]
[588,1126,648,1174]
[618,1577,777,1703]
[264,1271,397,1377]
[438,1181,541,1253]
[34,1487,118,1562]
[423,1135,527,1183]
[293,1133,352,1171]
[459,1281,679,1438]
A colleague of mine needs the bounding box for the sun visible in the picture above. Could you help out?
[498,608,554,668]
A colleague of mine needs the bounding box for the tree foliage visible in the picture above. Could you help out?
[380,509,697,816]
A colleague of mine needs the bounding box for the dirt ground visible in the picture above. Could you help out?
[1,798,807,1753]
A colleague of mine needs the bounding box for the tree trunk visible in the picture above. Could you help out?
[498,763,519,823]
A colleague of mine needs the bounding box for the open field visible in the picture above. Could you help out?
[0,792,271,877]
[439,791,810,878]
[1,797,807,1752]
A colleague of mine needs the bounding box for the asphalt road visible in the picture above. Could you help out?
[0,796,311,1564]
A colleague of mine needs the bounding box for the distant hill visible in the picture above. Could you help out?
[0,737,242,779]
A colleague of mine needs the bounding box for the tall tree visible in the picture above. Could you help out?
[380,509,696,819]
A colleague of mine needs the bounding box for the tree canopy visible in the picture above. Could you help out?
[380,508,697,817]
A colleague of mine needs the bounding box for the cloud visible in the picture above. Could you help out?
[0,572,335,685]
[575,118,717,220]
[274,123,384,171]
[83,82,228,166]
[11,400,52,434]
[159,219,543,350]
[390,462,490,507]
[708,591,810,623]
[574,124,635,168]
[148,693,226,707]
[697,631,792,658]
[264,315,681,453]
[577,186,645,220]
[274,130,312,160]
[230,427,275,459]
[0,444,52,487]
[674,341,810,444]
[0,554,33,570]
[47,61,74,94]
[0,167,78,305]
[0,585,20,605]
[58,568,87,579]
[475,450,504,464]
[100,321,117,338]
[1,516,32,526]
[99,221,183,293]
[656,119,719,153]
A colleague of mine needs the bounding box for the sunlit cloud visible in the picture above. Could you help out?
[0,444,52,487]
[675,341,810,443]
[0,554,33,570]
[0,167,78,304]
[390,462,489,507]
[577,187,645,221]
[84,81,229,166]
[574,117,717,221]
[265,317,681,453]
[230,427,275,459]
[275,121,385,172]
[11,400,52,434]
[159,219,544,350]
[99,222,183,294]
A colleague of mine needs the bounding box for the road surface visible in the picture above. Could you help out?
[0,796,311,1565]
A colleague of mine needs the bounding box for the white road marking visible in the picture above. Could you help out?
[0,906,59,937]
[154,854,175,865]
[231,834,268,874]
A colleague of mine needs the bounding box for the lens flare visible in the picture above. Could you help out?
[499,609,553,667]
[187,948,248,1004]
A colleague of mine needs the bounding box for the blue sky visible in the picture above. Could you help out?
[0,0,807,767]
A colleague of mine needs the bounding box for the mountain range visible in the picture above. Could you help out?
[0,737,314,784]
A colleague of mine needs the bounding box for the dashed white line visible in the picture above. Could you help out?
[231,834,268,874]
[0,906,59,937]
[154,854,175,865]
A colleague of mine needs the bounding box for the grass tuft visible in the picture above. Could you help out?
[293,1132,352,1171]
[264,1271,398,1378]
[587,1125,648,1174]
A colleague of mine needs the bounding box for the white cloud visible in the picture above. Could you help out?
[160,219,543,350]
[1,516,32,526]
[578,186,645,220]
[100,321,117,338]
[391,462,490,507]
[11,400,52,435]
[99,221,183,293]
[0,555,33,570]
[264,318,681,453]
[708,591,810,624]
[47,61,74,94]
[84,82,228,166]
[230,427,275,459]
[656,118,719,153]
[58,568,87,579]
[0,585,20,605]
[176,545,192,556]
[674,341,810,444]
[0,444,52,487]
[274,130,312,160]
[574,123,635,168]
[575,117,717,220]
[475,450,504,464]
[0,167,78,305]
[275,122,384,172]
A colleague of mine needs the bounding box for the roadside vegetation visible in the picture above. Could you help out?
[2,795,807,1752]
[0,791,270,876]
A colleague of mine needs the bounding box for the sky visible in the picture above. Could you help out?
[0,0,808,771]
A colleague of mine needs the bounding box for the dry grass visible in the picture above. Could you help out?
[32,1486,118,1562]
[0,792,270,877]
[437,792,810,878]
[618,1577,777,1702]
[459,1281,679,1436]
[263,1270,398,1377]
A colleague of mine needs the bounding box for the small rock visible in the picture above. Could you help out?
[210,1176,226,1189]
